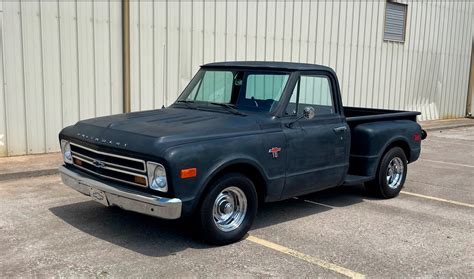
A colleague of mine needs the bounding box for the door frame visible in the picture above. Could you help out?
[279,71,349,198]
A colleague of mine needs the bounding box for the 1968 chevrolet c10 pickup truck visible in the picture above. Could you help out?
[59,62,426,245]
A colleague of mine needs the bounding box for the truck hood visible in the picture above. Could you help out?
[62,107,263,153]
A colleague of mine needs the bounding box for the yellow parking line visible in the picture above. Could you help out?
[246,235,365,279]
[293,197,335,208]
[419,159,474,168]
[400,191,474,208]
[426,139,474,147]
[303,199,335,209]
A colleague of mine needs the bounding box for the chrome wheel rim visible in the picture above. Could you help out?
[213,186,247,232]
[386,157,404,189]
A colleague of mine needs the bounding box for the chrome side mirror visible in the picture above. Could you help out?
[303,106,315,120]
[286,106,316,128]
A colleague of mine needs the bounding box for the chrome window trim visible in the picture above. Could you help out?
[72,162,148,188]
[70,142,146,172]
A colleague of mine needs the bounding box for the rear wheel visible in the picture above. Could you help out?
[198,173,258,245]
[365,147,407,198]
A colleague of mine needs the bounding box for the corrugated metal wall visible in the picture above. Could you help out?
[1,0,473,157]
[0,1,5,156]
[130,0,474,120]
[0,0,122,156]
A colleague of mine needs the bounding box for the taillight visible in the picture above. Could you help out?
[412,133,421,142]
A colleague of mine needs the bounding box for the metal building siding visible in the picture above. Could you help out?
[1,1,473,157]
[0,0,122,156]
[130,0,474,122]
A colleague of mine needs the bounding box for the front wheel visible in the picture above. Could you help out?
[365,147,407,198]
[198,173,258,245]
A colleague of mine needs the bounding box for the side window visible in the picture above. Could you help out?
[285,75,335,117]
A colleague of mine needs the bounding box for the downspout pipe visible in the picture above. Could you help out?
[122,0,131,113]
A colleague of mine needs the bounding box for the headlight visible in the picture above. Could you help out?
[147,162,168,192]
[60,140,73,164]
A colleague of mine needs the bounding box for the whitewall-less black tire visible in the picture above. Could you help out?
[365,147,407,198]
[198,172,258,245]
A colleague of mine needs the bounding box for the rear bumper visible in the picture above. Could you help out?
[59,166,182,219]
[421,129,428,140]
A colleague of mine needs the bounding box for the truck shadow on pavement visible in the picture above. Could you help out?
[253,184,369,229]
[49,184,368,257]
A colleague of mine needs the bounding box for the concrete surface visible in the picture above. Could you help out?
[0,127,473,277]
[420,117,474,131]
[0,153,62,181]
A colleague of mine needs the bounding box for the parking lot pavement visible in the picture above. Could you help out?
[406,126,474,205]
[1,126,473,277]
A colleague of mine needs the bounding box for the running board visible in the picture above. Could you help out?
[343,175,373,185]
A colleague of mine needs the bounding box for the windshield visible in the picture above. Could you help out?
[176,69,290,113]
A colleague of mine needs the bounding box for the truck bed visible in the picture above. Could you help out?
[344,106,420,124]
[343,106,423,180]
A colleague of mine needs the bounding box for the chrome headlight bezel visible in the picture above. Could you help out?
[60,140,73,164]
[146,162,168,193]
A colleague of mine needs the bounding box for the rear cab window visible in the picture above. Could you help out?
[237,73,289,112]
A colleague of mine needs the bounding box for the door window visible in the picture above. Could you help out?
[285,75,335,117]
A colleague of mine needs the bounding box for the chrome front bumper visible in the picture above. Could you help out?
[59,166,182,219]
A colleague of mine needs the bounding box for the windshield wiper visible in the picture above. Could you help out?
[209,102,247,116]
[175,100,197,109]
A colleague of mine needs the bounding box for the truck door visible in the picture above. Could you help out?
[281,73,349,198]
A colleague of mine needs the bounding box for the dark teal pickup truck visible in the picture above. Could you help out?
[59,62,426,245]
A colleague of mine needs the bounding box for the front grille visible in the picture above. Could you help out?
[70,143,148,187]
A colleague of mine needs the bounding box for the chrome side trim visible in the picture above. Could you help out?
[59,166,182,219]
[70,142,146,172]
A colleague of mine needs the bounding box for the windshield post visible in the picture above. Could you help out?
[272,72,300,118]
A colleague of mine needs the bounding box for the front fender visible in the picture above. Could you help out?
[202,156,269,189]
[163,133,284,216]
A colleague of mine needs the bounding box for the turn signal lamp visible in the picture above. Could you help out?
[181,168,197,179]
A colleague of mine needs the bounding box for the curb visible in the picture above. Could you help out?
[422,123,474,132]
[0,168,59,182]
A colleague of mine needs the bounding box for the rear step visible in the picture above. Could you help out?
[343,175,373,185]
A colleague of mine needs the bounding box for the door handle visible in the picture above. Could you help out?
[333,126,347,133]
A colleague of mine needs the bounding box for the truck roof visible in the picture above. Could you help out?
[201,61,335,73]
